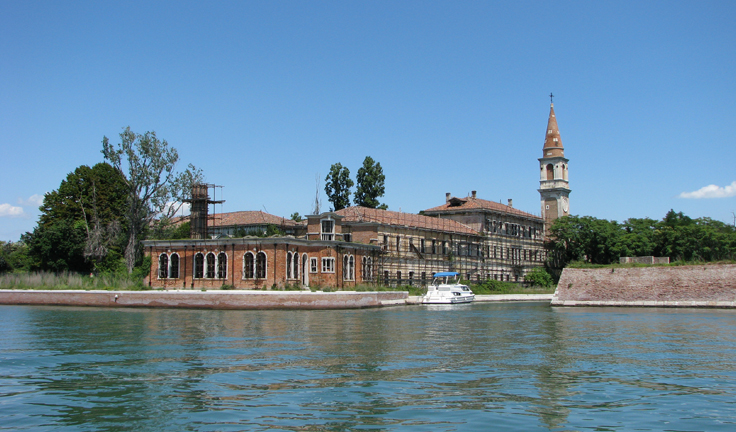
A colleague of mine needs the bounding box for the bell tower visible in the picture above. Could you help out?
[538,94,571,231]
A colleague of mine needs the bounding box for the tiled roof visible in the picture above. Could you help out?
[213,211,304,228]
[423,197,541,220]
[542,103,565,157]
[335,206,479,236]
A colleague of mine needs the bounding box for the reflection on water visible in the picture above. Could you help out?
[1,303,736,431]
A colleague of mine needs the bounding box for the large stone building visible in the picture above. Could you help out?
[143,101,569,289]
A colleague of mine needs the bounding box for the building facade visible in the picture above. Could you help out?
[144,100,564,290]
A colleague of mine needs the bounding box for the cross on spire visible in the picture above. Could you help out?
[549,92,554,104]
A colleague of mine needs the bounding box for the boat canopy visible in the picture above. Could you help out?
[433,272,459,277]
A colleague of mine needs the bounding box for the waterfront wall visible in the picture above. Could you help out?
[552,264,736,307]
[0,290,408,310]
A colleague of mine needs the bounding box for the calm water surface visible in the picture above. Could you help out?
[1,302,735,431]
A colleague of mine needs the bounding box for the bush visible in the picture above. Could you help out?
[524,268,554,287]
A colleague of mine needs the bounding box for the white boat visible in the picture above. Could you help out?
[422,272,475,304]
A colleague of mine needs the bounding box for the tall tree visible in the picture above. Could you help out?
[324,163,353,211]
[102,127,202,273]
[354,156,387,209]
[23,163,128,273]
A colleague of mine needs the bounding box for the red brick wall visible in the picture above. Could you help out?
[555,264,736,303]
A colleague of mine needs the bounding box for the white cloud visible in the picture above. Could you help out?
[679,181,736,199]
[0,203,25,218]
[18,194,44,207]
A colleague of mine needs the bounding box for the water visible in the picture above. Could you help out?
[1,303,736,431]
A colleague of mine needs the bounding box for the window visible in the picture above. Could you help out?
[206,253,216,278]
[421,272,426,283]
[158,254,168,279]
[293,253,299,280]
[244,252,255,279]
[383,235,389,247]
[397,271,402,285]
[256,252,267,279]
[396,236,401,252]
[442,241,448,255]
[286,253,292,279]
[420,239,425,253]
[321,219,335,241]
[169,254,179,279]
[322,257,335,273]
[384,270,389,284]
[343,233,352,242]
[408,271,414,286]
[343,255,354,280]
[431,240,436,254]
[310,257,318,273]
[194,253,204,279]
[217,252,227,279]
[362,257,373,281]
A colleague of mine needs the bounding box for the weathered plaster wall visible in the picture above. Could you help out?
[552,264,736,307]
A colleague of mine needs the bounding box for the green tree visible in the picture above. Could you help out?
[354,156,387,209]
[102,127,202,273]
[324,163,353,211]
[290,212,303,222]
[23,163,128,273]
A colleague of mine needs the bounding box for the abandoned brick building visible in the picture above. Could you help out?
[143,101,570,289]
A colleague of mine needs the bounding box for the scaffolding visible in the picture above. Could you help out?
[184,183,225,239]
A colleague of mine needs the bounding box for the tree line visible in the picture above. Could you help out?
[546,210,736,271]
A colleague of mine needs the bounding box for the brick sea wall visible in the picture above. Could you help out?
[0,290,408,310]
[552,264,736,307]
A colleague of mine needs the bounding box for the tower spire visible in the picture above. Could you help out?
[542,102,564,157]
[538,97,571,232]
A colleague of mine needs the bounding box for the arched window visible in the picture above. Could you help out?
[217,252,227,279]
[158,254,168,279]
[286,252,293,279]
[362,257,367,281]
[194,253,204,279]
[206,253,216,278]
[256,252,267,279]
[244,252,255,279]
[170,254,179,278]
[293,253,299,280]
[562,164,568,180]
[343,255,349,280]
[366,257,372,281]
[348,255,354,281]
[546,164,554,180]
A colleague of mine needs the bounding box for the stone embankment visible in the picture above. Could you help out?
[0,290,553,309]
[552,264,736,307]
[0,290,408,310]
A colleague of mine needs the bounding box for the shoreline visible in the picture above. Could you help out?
[0,289,553,310]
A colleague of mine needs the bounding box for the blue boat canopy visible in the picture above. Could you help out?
[433,272,459,277]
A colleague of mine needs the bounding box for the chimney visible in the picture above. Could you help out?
[507,199,513,208]
[446,192,451,203]
[471,190,477,199]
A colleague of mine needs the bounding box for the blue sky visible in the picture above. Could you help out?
[2,1,735,241]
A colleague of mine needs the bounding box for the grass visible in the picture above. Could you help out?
[0,271,147,291]
[566,259,736,269]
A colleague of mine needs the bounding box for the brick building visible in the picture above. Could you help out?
[143,100,568,289]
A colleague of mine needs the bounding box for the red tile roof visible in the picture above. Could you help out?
[335,206,479,236]
[212,211,304,228]
[423,196,541,220]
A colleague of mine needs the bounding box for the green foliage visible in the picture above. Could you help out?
[102,126,203,273]
[354,156,387,209]
[324,162,353,211]
[546,210,736,270]
[469,279,523,294]
[0,241,31,273]
[290,212,303,222]
[524,267,554,287]
[23,163,129,274]
[148,220,191,240]
[221,284,235,290]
